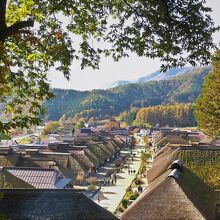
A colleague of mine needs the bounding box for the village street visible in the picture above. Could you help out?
[92,145,149,213]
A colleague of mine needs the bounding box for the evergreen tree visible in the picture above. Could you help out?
[194,51,220,137]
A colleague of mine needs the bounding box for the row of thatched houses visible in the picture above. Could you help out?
[1,126,219,219]
[120,128,220,219]
[0,130,126,189]
[0,128,132,219]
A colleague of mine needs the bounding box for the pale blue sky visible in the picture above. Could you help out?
[48,0,220,91]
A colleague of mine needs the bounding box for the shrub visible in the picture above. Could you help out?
[126,187,132,193]
[88,184,97,190]
[0,132,11,141]
[42,121,60,135]
[121,199,128,209]
[134,178,144,186]
[130,191,140,200]
[141,164,146,173]
[87,177,97,185]
[75,173,84,185]
[118,206,124,213]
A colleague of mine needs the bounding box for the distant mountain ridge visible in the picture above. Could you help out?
[107,67,194,88]
[45,66,211,120]
[106,80,130,88]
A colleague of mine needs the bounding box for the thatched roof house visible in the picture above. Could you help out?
[0,168,32,189]
[121,168,215,220]
[152,130,202,149]
[41,152,84,178]
[147,144,179,183]
[0,189,119,220]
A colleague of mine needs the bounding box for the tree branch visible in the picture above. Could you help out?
[6,20,34,37]
[122,0,143,18]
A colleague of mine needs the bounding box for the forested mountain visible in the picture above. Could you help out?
[45,67,211,120]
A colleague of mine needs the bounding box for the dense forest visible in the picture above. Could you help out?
[134,103,195,127]
[45,67,210,120]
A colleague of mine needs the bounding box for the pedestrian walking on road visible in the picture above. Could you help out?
[98,196,101,203]
[111,179,114,185]
[133,170,136,174]
[128,169,130,175]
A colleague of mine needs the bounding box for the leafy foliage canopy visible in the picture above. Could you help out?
[194,51,220,137]
[0,0,218,131]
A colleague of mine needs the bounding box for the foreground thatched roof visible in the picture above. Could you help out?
[0,189,119,220]
[121,168,215,220]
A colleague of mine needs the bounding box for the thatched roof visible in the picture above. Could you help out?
[97,144,112,158]
[71,150,93,172]
[0,153,21,167]
[42,152,84,175]
[103,141,119,154]
[121,168,215,220]
[112,137,124,147]
[16,152,80,180]
[147,145,179,184]
[55,163,77,181]
[84,149,100,167]
[0,169,33,189]
[0,172,13,188]
[20,153,53,168]
[155,135,189,147]
[88,145,106,164]
[110,140,121,150]
[0,189,119,220]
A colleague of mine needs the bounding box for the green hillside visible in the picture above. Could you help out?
[45,66,211,120]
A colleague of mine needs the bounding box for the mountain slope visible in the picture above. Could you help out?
[107,67,194,88]
[45,66,211,120]
[135,67,194,83]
